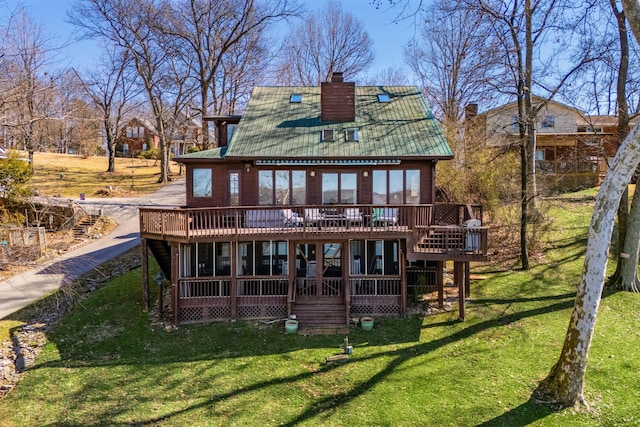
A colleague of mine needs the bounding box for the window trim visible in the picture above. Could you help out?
[345,128,359,142]
[322,129,334,142]
[541,115,556,128]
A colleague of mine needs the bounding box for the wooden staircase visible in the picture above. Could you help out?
[292,297,349,334]
[72,214,100,238]
[147,239,172,279]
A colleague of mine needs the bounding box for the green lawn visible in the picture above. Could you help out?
[1,190,639,426]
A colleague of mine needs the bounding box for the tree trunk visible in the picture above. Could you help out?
[616,181,640,292]
[520,138,530,270]
[536,121,640,408]
[607,0,631,287]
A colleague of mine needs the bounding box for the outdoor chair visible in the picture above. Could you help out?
[304,208,324,226]
[372,207,398,226]
[344,208,362,226]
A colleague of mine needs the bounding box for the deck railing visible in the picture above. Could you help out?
[141,203,487,260]
[140,204,481,238]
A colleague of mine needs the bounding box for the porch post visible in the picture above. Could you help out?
[454,261,465,321]
[400,247,407,317]
[288,240,295,318]
[342,239,350,324]
[141,238,149,312]
[437,261,444,309]
[171,243,180,326]
[230,241,237,320]
[465,262,471,298]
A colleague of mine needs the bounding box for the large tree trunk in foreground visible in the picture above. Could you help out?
[535,1,640,408]
[535,121,640,408]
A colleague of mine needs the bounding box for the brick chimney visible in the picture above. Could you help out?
[464,103,478,121]
[321,72,355,122]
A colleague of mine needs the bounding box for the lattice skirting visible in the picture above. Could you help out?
[350,295,401,317]
[237,304,287,319]
[350,304,400,316]
[178,305,232,323]
[178,300,287,323]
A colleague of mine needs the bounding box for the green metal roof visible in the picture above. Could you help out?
[184,85,453,160]
[179,145,227,160]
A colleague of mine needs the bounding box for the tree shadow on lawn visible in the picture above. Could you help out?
[24,294,575,426]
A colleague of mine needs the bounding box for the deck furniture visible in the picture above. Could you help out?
[372,207,398,226]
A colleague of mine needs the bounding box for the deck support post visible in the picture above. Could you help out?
[465,262,470,298]
[437,261,444,309]
[171,243,179,326]
[400,248,407,317]
[141,238,149,312]
[288,240,295,318]
[230,241,237,320]
[454,261,465,320]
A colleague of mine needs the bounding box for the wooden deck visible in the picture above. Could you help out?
[140,204,488,261]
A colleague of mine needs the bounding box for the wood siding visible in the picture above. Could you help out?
[183,161,435,208]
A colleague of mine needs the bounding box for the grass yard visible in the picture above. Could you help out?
[1,190,640,426]
[29,152,181,198]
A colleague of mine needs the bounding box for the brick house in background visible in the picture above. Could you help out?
[118,114,203,158]
[139,73,488,329]
[117,117,159,157]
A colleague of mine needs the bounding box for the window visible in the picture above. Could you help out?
[322,129,334,142]
[405,170,420,204]
[229,171,239,206]
[541,115,555,128]
[322,172,357,205]
[377,94,390,102]
[126,126,144,138]
[179,242,231,278]
[238,240,288,276]
[193,168,212,198]
[290,93,302,103]
[122,143,129,154]
[259,170,306,205]
[372,169,421,204]
[350,240,399,276]
[345,128,359,142]
[535,149,545,161]
[511,115,519,131]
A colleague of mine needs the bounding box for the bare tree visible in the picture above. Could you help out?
[75,46,141,172]
[606,0,640,292]
[70,0,183,183]
[0,8,63,166]
[534,0,640,410]
[277,0,375,85]
[360,67,410,86]
[404,0,502,124]
[472,0,598,269]
[163,0,301,149]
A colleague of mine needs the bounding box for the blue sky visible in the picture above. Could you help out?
[2,0,418,75]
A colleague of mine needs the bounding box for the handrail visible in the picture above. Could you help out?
[139,203,484,239]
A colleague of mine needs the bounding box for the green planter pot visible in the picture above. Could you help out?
[360,317,374,331]
[285,319,299,334]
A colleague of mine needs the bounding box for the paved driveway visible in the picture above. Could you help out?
[0,178,185,320]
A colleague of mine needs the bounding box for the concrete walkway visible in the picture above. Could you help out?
[0,178,186,320]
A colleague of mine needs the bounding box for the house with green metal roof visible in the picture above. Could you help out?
[140,72,487,331]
